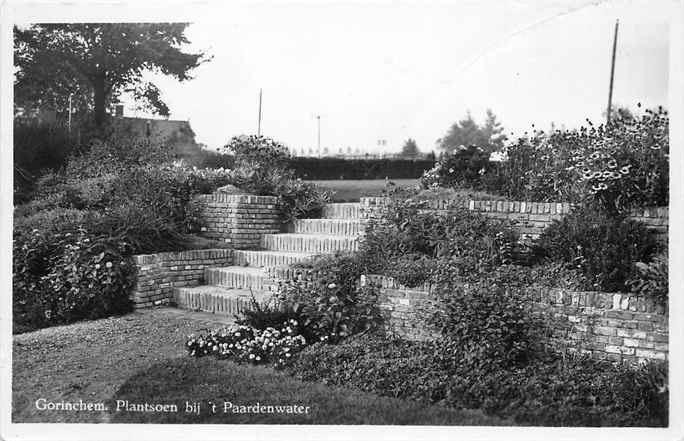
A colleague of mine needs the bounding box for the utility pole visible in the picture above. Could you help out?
[68,93,73,134]
[606,19,619,124]
[316,115,321,152]
[257,89,263,136]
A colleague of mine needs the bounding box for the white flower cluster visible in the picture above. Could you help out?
[186,319,307,367]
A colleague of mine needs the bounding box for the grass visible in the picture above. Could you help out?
[305,179,504,202]
[110,356,508,425]
[12,308,233,423]
[305,178,418,201]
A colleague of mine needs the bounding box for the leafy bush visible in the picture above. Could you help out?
[222,135,331,222]
[429,261,547,368]
[279,252,382,342]
[536,204,661,291]
[287,334,668,426]
[186,321,308,368]
[627,251,668,307]
[420,145,492,190]
[235,296,310,336]
[360,199,519,278]
[13,225,135,333]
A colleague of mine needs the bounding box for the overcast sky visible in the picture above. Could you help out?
[122,0,672,154]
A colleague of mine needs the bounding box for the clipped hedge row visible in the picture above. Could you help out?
[287,157,434,180]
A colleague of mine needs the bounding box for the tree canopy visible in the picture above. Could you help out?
[437,109,507,154]
[400,138,419,158]
[14,23,210,126]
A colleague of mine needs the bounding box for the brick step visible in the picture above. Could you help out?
[233,250,316,268]
[261,233,359,253]
[204,266,277,291]
[321,203,361,219]
[293,218,363,236]
[174,285,271,316]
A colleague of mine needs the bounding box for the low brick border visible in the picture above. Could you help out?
[131,249,233,308]
[359,197,668,241]
[364,274,668,364]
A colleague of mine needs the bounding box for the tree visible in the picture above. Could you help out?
[14,23,209,127]
[401,138,419,158]
[437,109,507,154]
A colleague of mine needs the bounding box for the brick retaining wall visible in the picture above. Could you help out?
[364,274,668,364]
[131,249,232,308]
[195,194,282,249]
[359,197,668,240]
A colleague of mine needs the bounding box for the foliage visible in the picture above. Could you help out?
[400,138,420,158]
[235,295,309,337]
[420,145,493,190]
[223,135,331,222]
[360,199,518,279]
[280,252,382,342]
[13,224,135,333]
[287,334,668,426]
[429,262,546,368]
[437,109,507,155]
[487,107,668,210]
[426,107,668,212]
[627,251,668,307]
[536,204,661,291]
[14,23,209,126]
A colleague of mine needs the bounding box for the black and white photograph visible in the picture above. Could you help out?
[1,1,682,440]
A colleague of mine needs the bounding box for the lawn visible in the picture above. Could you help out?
[305,178,419,201]
[12,308,507,425]
[306,179,503,202]
[110,357,507,425]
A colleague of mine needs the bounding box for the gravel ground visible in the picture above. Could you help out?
[12,308,234,423]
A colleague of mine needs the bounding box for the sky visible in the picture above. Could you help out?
[121,0,672,154]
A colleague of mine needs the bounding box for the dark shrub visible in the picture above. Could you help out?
[420,145,493,190]
[536,204,661,291]
[360,199,518,277]
[627,251,668,307]
[13,225,135,333]
[279,253,382,342]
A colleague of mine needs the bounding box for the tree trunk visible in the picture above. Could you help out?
[93,74,106,127]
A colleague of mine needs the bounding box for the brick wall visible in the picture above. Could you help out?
[131,249,232,308]
[195,194,281,249]
[359,197,668,241]
[365,275,668,364]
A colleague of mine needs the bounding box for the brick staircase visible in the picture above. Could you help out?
[173,202,363,316]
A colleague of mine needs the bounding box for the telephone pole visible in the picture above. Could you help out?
[606,19,619,124]
[257,89,263,136]
[316,114,321,151]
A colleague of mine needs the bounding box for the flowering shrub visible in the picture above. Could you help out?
[13,224,135,332]
[186,320,308,368]
[423,107,668,213]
